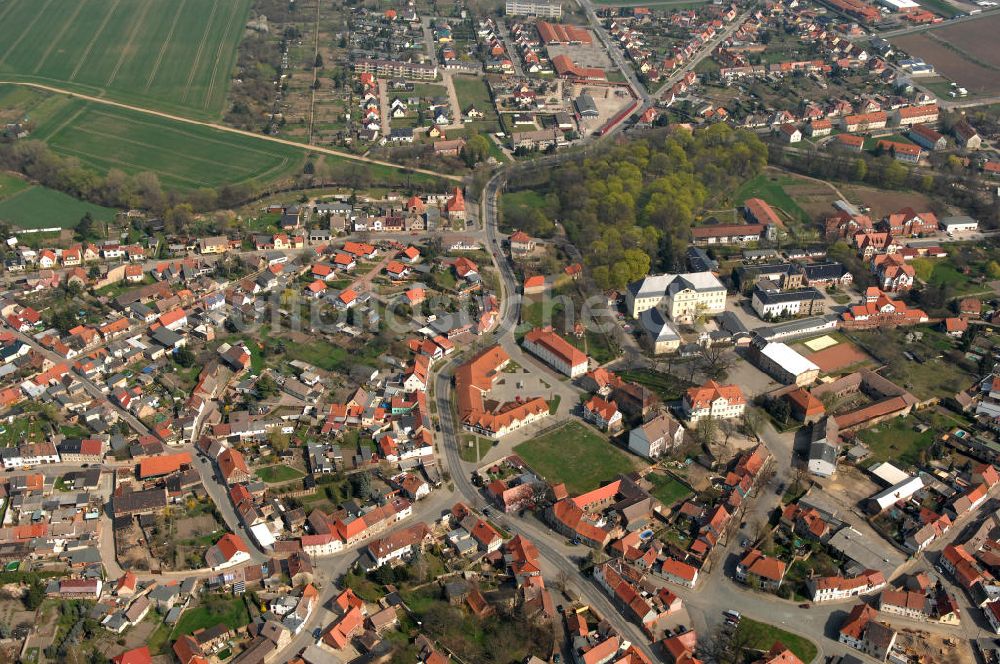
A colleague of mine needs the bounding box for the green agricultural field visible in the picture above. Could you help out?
[26,95,305,190]
[0,172,32,200]
[0,0,252,119]
[514,421,640,495]
[0,184,117,229]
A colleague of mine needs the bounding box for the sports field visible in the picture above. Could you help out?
[0,173,117,229]
[27,95,305,190]
[0,0,252,118]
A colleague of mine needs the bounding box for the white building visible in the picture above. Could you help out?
[940,215,979,234]
[625,272,726,323]
[681,380,746,424]
[871,476,924,511]
[301,534,344,557]
[628,412,685,460]
[522,327,589,377]
[506,0,563,17]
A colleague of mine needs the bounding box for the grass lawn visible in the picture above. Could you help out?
[857,415,936,466]
[0,0,253,119]
[618,369,694,402]
[452,75,500,131]
[548,395,561,415]
[648,474,692,507]
[736,618,818,663]
[500,190,546,232]
[170,595,250,640]
[408,83,448,98]
[286,337,349,372]
[734,174,810,226]
[0,184,117,229]
[255,464,304,483]
[514,421,640,495]
[910,258,979,294]
[0,417,48,447]
[459,434,493,463]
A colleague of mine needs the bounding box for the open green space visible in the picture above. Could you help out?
[27,96,305,190]
[0,0,253,119]
[255,464,304,483]
[170,595,250,640]
[0,172,32,199]
[459,434,493,463]
[735,617,818,663]
[0,183,117,229]
[514,421,639,495]
[618,369,693,402]
[733,173,810,225]
[910,257,980,295]
[0,417,49,447]
[648,474,692,506]
[857,414,936,466]
[452,75,500,131]
[501,190,546,231]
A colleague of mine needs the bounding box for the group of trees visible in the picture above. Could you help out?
[508,124,768,290]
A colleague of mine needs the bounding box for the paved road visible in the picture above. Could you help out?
[5,325,153,436]
[0,81,463,183]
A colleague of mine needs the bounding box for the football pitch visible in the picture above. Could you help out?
[0,0,252,119]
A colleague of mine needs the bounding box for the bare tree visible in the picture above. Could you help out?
[698,623,755,664]
[699,345,734,381]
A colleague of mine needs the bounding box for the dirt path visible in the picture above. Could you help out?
[0,81,463,182]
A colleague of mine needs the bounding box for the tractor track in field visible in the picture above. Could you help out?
[70,0,122,82]
[180,0,220,104]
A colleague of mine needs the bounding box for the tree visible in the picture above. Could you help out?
[314,53,324,68]
[461,134,491,167]
[75,212,95,241]
[256,374,278,398]
[268,429,290,453]
[698,345,733,381]
[695,417,718,453]
[174,346,196,367]
[24,578,44,609]
[349,471,372,499]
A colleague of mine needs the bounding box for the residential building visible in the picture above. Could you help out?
[506,0,563,17]
[681,380,746,424]
[628,412,685,460]
[736,549,787,590]
[582,396,623,432]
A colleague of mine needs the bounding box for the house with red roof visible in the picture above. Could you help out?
[582,395,622,432]
[112,646,153,664]
[681,380,745,423]
[386,260,409,280]
[522,326,589,377]
[217,447,252,484]
[444,187,466,221]
[205,533,251,570]
[736,548,787,590]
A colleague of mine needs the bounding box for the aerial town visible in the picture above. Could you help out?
[0,0,999,663]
